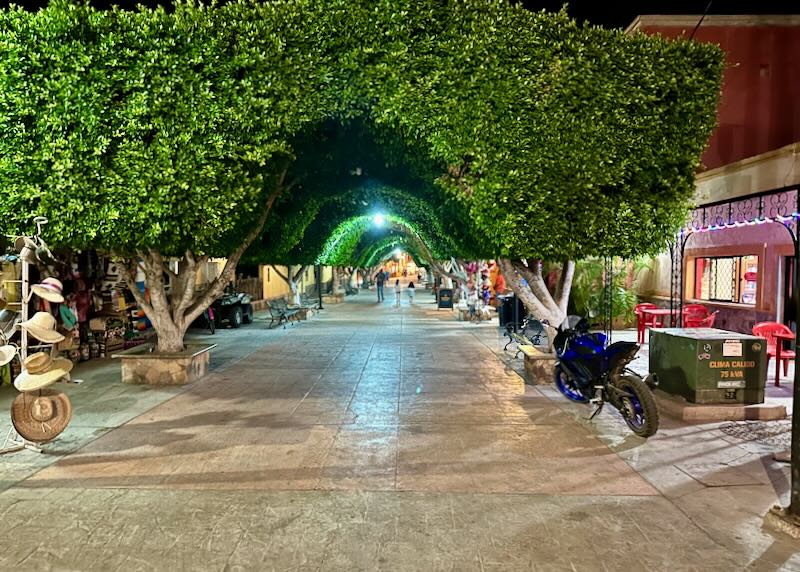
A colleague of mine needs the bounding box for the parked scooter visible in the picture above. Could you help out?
[553,316,659,437]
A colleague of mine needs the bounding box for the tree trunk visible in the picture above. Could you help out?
[272,264,308,306]
[116,168,289,354]
[332,266,341,293]
[498,258,575,342]
[349,268,359,290]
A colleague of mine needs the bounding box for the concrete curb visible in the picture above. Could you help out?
[654,389,786,422]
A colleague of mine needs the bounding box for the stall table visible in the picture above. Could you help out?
[642,307,692,329]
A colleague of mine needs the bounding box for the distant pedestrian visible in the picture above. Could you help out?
[394,279,401,307]
[375,269,386,302]
[408,281,415,304]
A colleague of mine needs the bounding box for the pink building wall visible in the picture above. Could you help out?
[639,24,800,171]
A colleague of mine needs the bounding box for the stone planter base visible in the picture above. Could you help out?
[322,293,345,304]
[295,307,314,320]
[112,343,216,385]
[521,346,557,385]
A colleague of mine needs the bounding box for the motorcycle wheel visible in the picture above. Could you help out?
[554,365,590,403]
[242,305,253,324]
[614,375,659,438]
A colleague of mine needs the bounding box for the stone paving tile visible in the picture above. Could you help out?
[3,294,798,570]
[0,489,747,571]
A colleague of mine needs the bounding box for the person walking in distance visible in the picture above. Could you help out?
[394,279,401,308]
[375,269,385,302]
[407,281,415,304]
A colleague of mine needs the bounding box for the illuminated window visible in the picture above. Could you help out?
[694,255,757,304]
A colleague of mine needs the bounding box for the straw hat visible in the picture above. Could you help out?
[19,312,64,343]
[11,389,72,442]
[31,277,64,304]
[0,344,16,366]
[13,351,73,392]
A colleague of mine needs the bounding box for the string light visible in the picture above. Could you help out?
[683,212,800,234]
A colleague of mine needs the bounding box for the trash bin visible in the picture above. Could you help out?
[649,328,767,404]
[498,295,524,329]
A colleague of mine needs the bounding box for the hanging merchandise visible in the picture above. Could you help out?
[18,312,65,344]
[59,304,78,330]
[2,217,82,456]
[11,389,72,443]
[89,335,99,359]
[13,352,73,392]
[31,277,64,304]
[0,309,20,341]
[0,345,16,366]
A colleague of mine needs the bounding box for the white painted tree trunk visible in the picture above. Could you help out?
[289,279,301,306]
[497,258,576,352]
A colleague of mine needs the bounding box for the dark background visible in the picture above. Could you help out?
[0,0,795,29]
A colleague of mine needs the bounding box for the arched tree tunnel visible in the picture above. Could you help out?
[242,117,485,303]
[0,0,723,354]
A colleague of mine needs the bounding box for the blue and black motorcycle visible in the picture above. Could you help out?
[553,317,659,438]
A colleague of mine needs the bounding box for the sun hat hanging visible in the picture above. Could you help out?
[19,312,64,344]
[31,277,64,304]
[11,389,72,442]
[0,344,16,366]
[13,351,73,392]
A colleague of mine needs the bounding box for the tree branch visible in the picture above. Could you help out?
[183,166,289,324]
[292,265,308,283]
[498,258,552,322]
[555,260,575,316]
[512,260,560,316]
[271,264,289,284]
[116,255,155,318]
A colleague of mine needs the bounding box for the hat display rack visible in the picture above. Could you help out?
[1,216,74,455]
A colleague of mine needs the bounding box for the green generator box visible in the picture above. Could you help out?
[649,328,767,404]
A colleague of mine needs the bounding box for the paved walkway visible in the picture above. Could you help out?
[0,291,798,570]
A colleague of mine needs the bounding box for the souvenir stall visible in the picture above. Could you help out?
[0,219,155,454]
[0,218,75,453]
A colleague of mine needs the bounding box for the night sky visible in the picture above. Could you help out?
[0,0,795,30]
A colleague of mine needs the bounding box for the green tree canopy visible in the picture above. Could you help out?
[0,0,723,351]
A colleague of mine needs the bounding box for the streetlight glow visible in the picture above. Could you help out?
[373,213,385,227]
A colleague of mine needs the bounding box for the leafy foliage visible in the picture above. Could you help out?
[0,0,723,265]
[570,257,651,324]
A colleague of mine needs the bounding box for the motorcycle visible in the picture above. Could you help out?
[553,316,659,438]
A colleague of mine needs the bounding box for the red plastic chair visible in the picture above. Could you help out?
[684,304,709,315]
[685,311,718,328]
[752,322,796,377]
[635,303,658,344]
[682,304,709,327]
